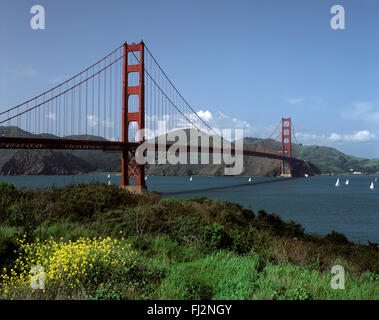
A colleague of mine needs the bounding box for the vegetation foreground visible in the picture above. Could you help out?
[0,182,378,300]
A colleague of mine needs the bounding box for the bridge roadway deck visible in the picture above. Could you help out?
[0,137,304,164]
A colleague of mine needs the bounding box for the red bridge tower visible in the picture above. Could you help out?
[121,41,146,192]
[281,117,292,177]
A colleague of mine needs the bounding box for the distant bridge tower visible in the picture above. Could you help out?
[121,41,146,192]
[281,117,292,177]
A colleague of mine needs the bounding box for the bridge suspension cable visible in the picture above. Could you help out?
[267,120,282,141]
[127,44,218,140]
[0,44,125,141]
[0,40,225,145]
[0,44,123,117]
[144,43,218,136]
[291,122,299,145]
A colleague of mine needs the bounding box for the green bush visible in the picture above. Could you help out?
[183,277,213,300]
[323,231,350,245]
[0,182,19,221]
[2,201,38,238]
[361,271,379,282]
[256,210,305,239]
[274,286,312,300]
[203,223,233,251]
[0,226,20,270]
[51,184,139,220]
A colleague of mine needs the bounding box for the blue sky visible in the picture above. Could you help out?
[1,0,379,158]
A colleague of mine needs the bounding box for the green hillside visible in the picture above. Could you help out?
[1,126,379,175]
[244,137,379,174]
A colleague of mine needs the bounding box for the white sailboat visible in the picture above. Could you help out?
[375,178,378,182]
[248,177,252,182]
[189,176,193,182]
[304,174,309,178]
[345,179,349,185]
[335,178,340,187]
[107,174,110,179]
[370,182,374,190]
[145,175,148,181]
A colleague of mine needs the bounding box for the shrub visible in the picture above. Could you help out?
[256,210,305,239]
[323,231,350,245]
[361,271,379,282]
[0,182,19,221]
[203,223,233,251]
[0,236,136,299]
[51,184,139,220]
[0,226,20,270]
[274,286,312,300]
[183,277,213,300]
[229,226,256,254]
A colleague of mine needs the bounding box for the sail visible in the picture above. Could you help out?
[370,182,374,190]
[345,179,349,185]
[335,178,340,187]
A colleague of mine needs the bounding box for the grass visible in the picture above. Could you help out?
[158,251,261,300]
[253,263,379,300]
[0,181,379,300]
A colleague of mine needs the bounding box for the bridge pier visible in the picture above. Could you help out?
[122,185,147,194]
[280,173,292,178]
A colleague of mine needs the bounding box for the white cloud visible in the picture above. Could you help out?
[342,101,379,123]
[9,68,38,78]
[101,119,114,129]
[295,130,376,145]
[285,97,324,106]
[193,110,278,139]
[86,116,114,130]
[45,112,56,121]
[287,98,304,105]
[197,110,212,122]
[342,130,376,142]
[87,115,98,127]
[328,133,342,142]
[144,110,272,139]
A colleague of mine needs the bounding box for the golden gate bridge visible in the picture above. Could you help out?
[0,41,307,192]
